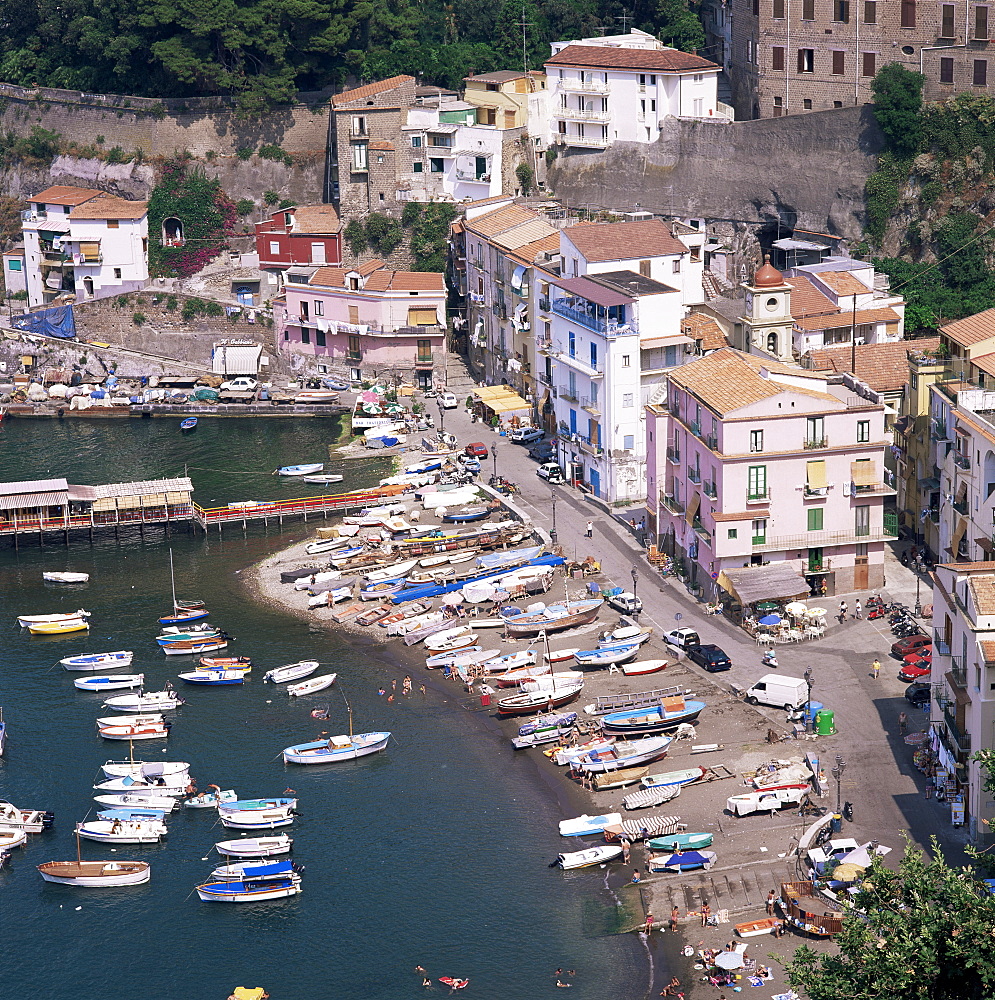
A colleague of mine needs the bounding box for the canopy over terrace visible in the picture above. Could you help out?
[716,564,810,606]
[471,385,531,418]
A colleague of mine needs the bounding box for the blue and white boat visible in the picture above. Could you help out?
[219,797,297,814]
[74,674,145,691]
[282,731,390,764]
[210,858,299,880]
[196,873,302,902]
[96,807,168,822]
[441,506,490,523]
[476,545,544,571]
[359,578,407,601]
[179,416,198,432]
[569,735,673,774]
[573,645,639,668]
[647,849,717,873]
[177,669,244,686]
[158,608,210,626]
[60,650,134,671]
[597,623,652,648]
[601,699,706,736]
[276,463,323,477]
[403,459,443,475]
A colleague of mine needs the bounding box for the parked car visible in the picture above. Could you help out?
[663,628,701,651]
[439,392,459,409]
[898,660,931,682]
[536,462,565,483]
[508,426,544,444]
[686,643,732,672]
[457,455,481,473]
[905,683,931,706]
[891,634,932,658]
[903,649,931,665]
[219,376,258,393]
[527,442,556,462]
[606,591,642,614]
[464,442,489,459]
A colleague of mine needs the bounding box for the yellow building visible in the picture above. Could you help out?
[463,71,546,129]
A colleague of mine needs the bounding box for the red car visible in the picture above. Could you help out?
[898,660,931,682]
[891,635,932,658]
[903,649,931,665]
[464,442,489,459]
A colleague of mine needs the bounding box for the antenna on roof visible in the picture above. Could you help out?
[518,4,535,76]
[617,12,633,33]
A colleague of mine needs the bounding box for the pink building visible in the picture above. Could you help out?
[276,260,446,387]
[645,347,893,602]
[255,205,343,274]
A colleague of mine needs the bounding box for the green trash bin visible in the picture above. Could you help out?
[815,709,836,736]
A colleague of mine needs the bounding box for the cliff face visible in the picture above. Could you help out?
[548,105,883,241]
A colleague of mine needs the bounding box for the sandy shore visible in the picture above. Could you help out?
[236,510,826,1000]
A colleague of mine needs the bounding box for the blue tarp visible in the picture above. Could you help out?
[12,304,76,339]
[390,554,566,605]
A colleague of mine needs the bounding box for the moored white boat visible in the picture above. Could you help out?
[97,720,171,741]
[282,731,390,764]
[28,618,89,634]
[184,788,237,809]
[0,827,28,850]
[93,793,178,811]
[210,858,297,880]
[101,760,189,780]
[0,801,54,833]
[103,690,185,712]
[37,859,150,886]
[215,834,293,857]
[17,609,90,627]
[94,774,187,795]
[74,674,144,691]
[61,650,134,671]
[219,810,295,830]
[287,672,337,697]
[302,473,343,483]
[196,873,302,902]
[76,819,167,844]
[161,638,228,656]
[276,463,323,476]
[556,845,623,870]
[177,669,244,685]
[42,572,90,584]
[263,660,319,684]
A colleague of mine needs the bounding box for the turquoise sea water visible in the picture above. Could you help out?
[0,417,645,1000]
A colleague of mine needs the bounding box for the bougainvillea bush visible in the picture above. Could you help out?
[148,157,238,279]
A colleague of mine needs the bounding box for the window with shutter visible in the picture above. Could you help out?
[832,51,845,75]
[773,46,785,71]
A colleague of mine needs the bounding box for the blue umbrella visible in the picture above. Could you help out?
[758,614,781,626]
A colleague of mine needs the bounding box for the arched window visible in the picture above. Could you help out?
[767,332,778,354]
[162,218,185,247]
[82,276,94,297]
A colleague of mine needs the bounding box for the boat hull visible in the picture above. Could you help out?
[282,732,390,764]
[37,861,150,886]
[496,684,583,716]
[74,674,144,691]
[601,702,705,736]
[263,661,319,684]
[503,600,603,637]
[646,832,714,852]
[287,673,337,696]
[215,836,293,857]
[556,845,623,869]
[197,877,301,902]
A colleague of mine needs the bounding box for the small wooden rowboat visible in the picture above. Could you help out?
[199,656,251,670]
[287,672,337,697]
[735,917,781,938]
[37,860,150,886]
[43,572,90,584]
[17,609,90,627]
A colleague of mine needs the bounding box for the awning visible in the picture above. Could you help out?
[473,386,530,414]
[718,564,810,605]
[685,491,701,525]
[952,516,968,554]
[640,334,694,349]
[79,241,100,260]
[0,490,68,510]
[807,460,828,489]
[918,476,940,491]
[408,308,438,326]
[850,461,877,486]
[554,276,632,308]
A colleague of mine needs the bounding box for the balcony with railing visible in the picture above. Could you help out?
[580,396,601,416]
[538,372,553,387]
[688,419,701,437]
[558,385,578,403]
[560,78,610,94]
[692,518,712,544]
[661,492,685,515]
[666,446,681,465]
[415,354,434,367]
[751,526,897,552]
[558,132,611,148]
[954,452,972,470]
[538,295,551,313]
[928,508,940,523]
[455,170,491,182]
[950,655,967,688]
[953,497,969,515]
[703,480,717,499]
[932,630,951,657]
[705,433,718,451]
[687,467,701,484]
[550,297,636,336]
[943,700,971,753]
[747,488,771,503]
[931,417,951,441]
[557,106,610,121]
[804,437,828,450]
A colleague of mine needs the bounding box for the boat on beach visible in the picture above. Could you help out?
[480,650,538,676]
[569,735,672,773]
[43,572,90,584]
[17,609,90,627]
[263,660,319,684]
[425,647,500,670]
[215,834,293,857]
[61,650,134,671]
[646,832,714,852]
[555,845,623,870]
[510,712,578,750]
[74,674,145,691]
[423,628,478,652]
[501,599,603,637]
[726,785,809,816]
[558,813,622,837]
[647,849,717,873]
[621,659,669,676]
[287,672,337,696]
[600,698,706,736]
[496,682,584,716]
[573,645,639,669]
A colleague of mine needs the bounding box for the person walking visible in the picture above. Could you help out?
[899,711,909,735]
[700,900,711,927]
[585,520,594,538]
[838,600,847,624]
[854,599,862,620]
[670,906,679,932]
[871,658,881,679]
[766,889,776,916]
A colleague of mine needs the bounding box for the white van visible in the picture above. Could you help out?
[745,674,809,710]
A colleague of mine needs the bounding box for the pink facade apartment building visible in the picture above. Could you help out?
[275,260,446,387]
[645,347,893,601]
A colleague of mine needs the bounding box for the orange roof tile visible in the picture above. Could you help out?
[363,270,444,292]
[981,640,995,662]
[466,205,539,239]
[69,196,147,220]
[794,307,901,331]
[736,353,829,379]
[969,574,995,615]
[940,308,995,348]
[292,204,340,234]
[31,185,102,206]
[938,561,995,571]
[682,313,728,351]
[805,338,939,392]
[562,219,686,262]
[811,270,871,296]
[668,348,782,415]
[785,276,838,319]
[546,44,717,73]
[333,75,414,106]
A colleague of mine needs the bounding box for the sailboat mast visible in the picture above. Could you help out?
[169,549,177,611]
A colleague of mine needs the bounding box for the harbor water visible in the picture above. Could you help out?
[0,417,646,1000]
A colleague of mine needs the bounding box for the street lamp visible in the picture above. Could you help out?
[831,754,847,818]
[490,443,498,482]
[804,668,813,731]
[914,573,922,618]
[550,491,558,544]
[631,567,639,616]
[437,399,445,433]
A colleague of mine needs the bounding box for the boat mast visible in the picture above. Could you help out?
[169,549,178,611]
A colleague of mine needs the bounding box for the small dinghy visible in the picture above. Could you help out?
[101,760,190,779]
[441,506,490,523]
[558,813,622,837]
[29,618,89,634]
[276,463,323,477]
[646,832,714,852]
[287,673,337,697]
[496,682,584,716]
[158,608,210,626]
[359,579,407,601]
[0,828,28,850]
[547,647,581,663]
[302,474,343,484]
[510,712,579,750]
[573,645,639,668]
[77,819,167,844]
[305,537,346,555]
[38,859,150,886]
[282,731,390,764]
[61,650,134,671]
[219,811,295,830]
[17,609,90,627]
[621,659,669,677]
[98,719,171,741]
[355,605,393,626]
[425,647,501,670]
[423,628,477,652]
[43,572,90,584]
[102,690,186,712]
[570,735,673,773]
[598,624,652,647]
[296,389,339,403]
[215,834,293,857]
[601,698,706,736]
[184,788,237,809]
[179,416,198,432]
[74,674,144,691]
[263,660,319,684]
[196,872,302,902]
[621,784,682,811]
[646,849,717,873]
[93,793,178,811]
[480,650,538,675]
[162,638,229,656]
[178,669,245,685]
[156,624,222,642]
[199,656,252,670]
[555,845,623,870]
[640,766,709,790]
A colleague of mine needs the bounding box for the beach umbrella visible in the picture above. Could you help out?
[806,607,827,617]
[758,614,781,626]
[714,951,746,970]
[905,732,927,745]
[785,602,807,616]
[832,861,866,882]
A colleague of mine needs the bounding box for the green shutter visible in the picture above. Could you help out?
[808,507,824,531]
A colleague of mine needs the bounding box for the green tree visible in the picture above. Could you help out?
[407,202,457,271]
[655,0,704,52]
[344,219,366,255]
[871,63,925,159]
[516,161,534,194]
[364,212,403,256]
[784,838,995,1000]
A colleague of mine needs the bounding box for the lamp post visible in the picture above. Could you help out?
[490,443,498,482]
[914,573,922,618]
[550,491,558,544]
[437,399,445,434]
[804,668,813,731]
[631,567,639,616]
[831,754,847,818]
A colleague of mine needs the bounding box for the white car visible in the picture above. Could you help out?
[663,627,701,650]
[536,462,565,483]
[439,392,459,409]
[606,592,643,614]
[220,377,258,393]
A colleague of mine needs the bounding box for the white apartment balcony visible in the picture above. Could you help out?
[560,79,610,95]
[556,106,610,122]
[559,133,610,149]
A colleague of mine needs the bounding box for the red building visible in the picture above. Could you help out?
[255,205,343,274]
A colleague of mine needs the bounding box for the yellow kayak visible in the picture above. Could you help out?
[28,618,90,634]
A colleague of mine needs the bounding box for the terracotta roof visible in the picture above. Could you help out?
[466,205,539,239]
[805,338,940,392]
[546,44,717,73]
[981,640,995,662]
[368,140,395,151]
[736,353,829,380]
[69,196,147,220]
[752,255,785,289]
[510,232,561,261]
[969,574,995,615]
[363,270,445,292]
[970,352,995,379]
[682,313,728,351]
[794,307,901,332]
[333,75,414,106]
[811,270,871,296]
[711,510,769,521]
[562,219,686,262]
[463,195,515,209]
[940,308,995,348]
[310,258,385,287]
[785,276,839,319]
[31,185,102,206]
[292,204,341,235]
[668,348,783,415]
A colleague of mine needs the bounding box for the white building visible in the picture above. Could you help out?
[21,186,148,306]
[544,30,725,149]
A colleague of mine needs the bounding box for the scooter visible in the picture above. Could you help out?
[761,650,779,669]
